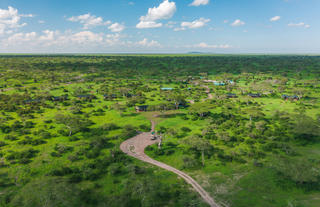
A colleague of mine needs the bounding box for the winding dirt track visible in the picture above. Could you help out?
[202,85,213,101]
[188,84,213,104]
[120,121,219,207]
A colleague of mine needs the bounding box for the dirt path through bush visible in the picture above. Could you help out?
[120,121,219,207]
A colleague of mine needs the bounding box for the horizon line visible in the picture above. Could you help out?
[0,52,319,56]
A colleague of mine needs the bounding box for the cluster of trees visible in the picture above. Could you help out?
[0,55,319,206]
[148,105,320,188]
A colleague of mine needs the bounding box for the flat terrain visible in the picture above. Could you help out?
[0,55,319,207]
[120,120,218,207]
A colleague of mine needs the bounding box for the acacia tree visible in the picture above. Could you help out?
[183,135,213,166]
[246,107,265,121]
[169,93,187,110]
[293,88,307,99]
[273,157,320,185]
[111,102,126,116]
[189,102,212,117]
[55,114,92,136]
[293,114,320,141]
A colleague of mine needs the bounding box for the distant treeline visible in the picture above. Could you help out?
[0,55,319,78]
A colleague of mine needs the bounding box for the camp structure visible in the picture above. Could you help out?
[135,105,148,112]
[161,88,173,91]
[282,94,300,101]
[248,93,261,98]
[226,93,238,98]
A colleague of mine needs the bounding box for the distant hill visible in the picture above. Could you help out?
[187,51,206,54]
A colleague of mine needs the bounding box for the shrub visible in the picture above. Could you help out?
[109,163,121,175]
[4,135,18,141]
[24,121,35,128]
[121,125,137,140]
[273,157,320,188]
[18,137,46,146]
[96,108,104,112]
[31,138,47,146]
[102,123,120,131]
[0,141,6,147]
[50,167,73,176]
[69,136,80,142]
[127,164,145,175]
[139,124,150,132]
[165,149,175,155]
[58,129,69,136]
[40,131,52,139]
[0,125,11,133]
[69,173,83,183]
[6,148,39,163]
[166,142,177,147]
[159,126,167,133]
[154,148,164,156]
[182,156,199,169]
[181,127,192,132]
[68,154,80,162]
[54,144,73,154]
[50,151,61,157]
[85,149,100,159]
[44,119,53,124]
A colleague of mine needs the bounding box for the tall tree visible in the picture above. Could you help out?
[293,114,320,141]
[183,135,213,166]
[189,102,212,117]
[55,114,92,136]
[168,93,187,110]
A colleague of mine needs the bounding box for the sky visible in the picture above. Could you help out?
[0,0,319,53]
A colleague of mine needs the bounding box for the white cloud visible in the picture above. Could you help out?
[231,19,245,26]
[137,0,176,29]
[105,33,125,45]
[137,38,161,47]
[270,16,281,22]
[174,27,186,31]
[20,14,34,18]
[0,6,32,34]
[39,30,56,41]
[0,24,5,34]
[5,30,104,46]
[288,22,304,27]
[68,13,111,29]
[70,31,104,43]
[108,23,125,32]
[1,30,118,52]
[7,32,37,43]
[5,30,13,34]
[1,30,130,51]
[140,0,176,21]
[193,42,232,49]
[38,20,45,24]
[288,22,310,28]
[190,0,209,6]
[180,18,210,29]
[136,21,162,29]
[68,13,125,32]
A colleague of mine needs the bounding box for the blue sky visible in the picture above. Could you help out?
[0,0,319,53]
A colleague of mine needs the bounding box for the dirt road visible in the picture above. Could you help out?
[188,84,213,104]
[202,85,213,101]
[120,121,219,207]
